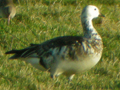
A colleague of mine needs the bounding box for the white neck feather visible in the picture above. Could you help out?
[81,18,101,40]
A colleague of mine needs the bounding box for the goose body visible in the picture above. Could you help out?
[5,5,104,80]
[0,0,16,25]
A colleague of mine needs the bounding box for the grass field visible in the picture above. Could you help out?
[0,0,120,90]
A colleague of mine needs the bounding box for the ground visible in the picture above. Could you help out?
[0,0,120,90]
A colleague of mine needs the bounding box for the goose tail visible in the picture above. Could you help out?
[5,48,30,59]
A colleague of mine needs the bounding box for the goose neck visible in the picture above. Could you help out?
[81,18,101,39]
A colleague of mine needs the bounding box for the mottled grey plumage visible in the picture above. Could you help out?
[0,0,16,25]
[5,5,104,80]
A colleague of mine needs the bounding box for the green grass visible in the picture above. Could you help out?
[0,0,120,90]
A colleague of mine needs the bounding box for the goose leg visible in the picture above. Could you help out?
[8,15,10,25]
[68,74,75,81]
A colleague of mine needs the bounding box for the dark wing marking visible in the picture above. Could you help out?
[5,47,37,59]
[5,36,84,59]
[1,6,11,18]
[35,36,84,56]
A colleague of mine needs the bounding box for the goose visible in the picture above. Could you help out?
[5,5,104,81]
[0,0,16,25]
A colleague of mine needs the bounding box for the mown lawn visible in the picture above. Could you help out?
[0,0,120,90]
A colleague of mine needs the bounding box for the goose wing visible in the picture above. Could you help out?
[5,36,84,59]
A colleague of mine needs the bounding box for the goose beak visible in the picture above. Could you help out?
[99,13,105,17]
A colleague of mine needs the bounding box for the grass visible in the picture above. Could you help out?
[0,0,120,90]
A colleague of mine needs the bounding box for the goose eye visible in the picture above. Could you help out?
[94,8,97,11]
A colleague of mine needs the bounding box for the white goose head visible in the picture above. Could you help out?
[81,5,104,20]
[81,5,104,39]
